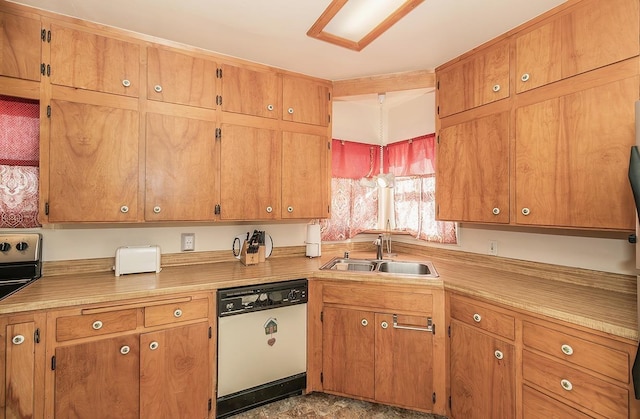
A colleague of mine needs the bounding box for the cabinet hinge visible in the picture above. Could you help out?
[47,30,51,43]
[215,204,221,215]
[328,114,331,123]
[327,205,330,214]
[320,372,323,383]
[328,92,331,101]
[34,328,40,344]
[437,80,440,90]
[40,63,50,77]
[437,105,439,115]
[436,204,439,217]
[437,134,440,144]
[216,68,222,78]
[208,326,212,339]
[45,202,50,215]
[41,28,46,42]
[46,105,51,118]
[327,141,331,150]
[215,128,221,140]
[449,396,451,409]
[320,311,323,322]
[51,356,56,371]
[432,392,436,404]
[216,95,222,106]
[448,325,451,338]
[208,398,212,411]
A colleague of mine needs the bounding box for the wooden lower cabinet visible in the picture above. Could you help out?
[449,321,515,419]
[522,385,593,419]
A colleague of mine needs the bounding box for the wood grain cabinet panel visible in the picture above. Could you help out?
[56,308,138,342]
[50,24,140,97]
[515,0,639,93]
[144,298,209,327]
[515,75,638,230]
[48,99,139,222]
[147,47,217,109]
[4,322,36,419]
[220,64,279,119]
[450,291,515,341]
[282,75,330,126]
[145,112,217,221]
[437,40,509,117]
[436,111,509,224]
[522,385,593,419]
[0,12,41,81]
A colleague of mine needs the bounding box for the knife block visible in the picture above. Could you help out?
[240,240,260,266]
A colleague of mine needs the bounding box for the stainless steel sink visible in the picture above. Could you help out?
[320,257,438,278]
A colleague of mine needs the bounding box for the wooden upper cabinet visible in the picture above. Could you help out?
[515,0,639,93]
[220,64,279,118]
[437,40,509,118]
[219,123,281,221]
[147,47,217,108]
[145,112,217,221]
[49,24,140,97]
[281,131,329,219]
[515,75,637,230]
[0,12,41,81]
[436,111,510,224]
[48,99,139,222]
[282,75,330,126]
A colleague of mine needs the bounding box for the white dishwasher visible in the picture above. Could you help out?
[216,279,307,418]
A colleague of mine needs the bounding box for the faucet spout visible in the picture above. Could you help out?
[375,234,383,260]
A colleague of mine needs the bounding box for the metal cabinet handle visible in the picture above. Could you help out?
[492,84,501,92]
[92,320,103,330]
[267,104,274,111]
[120,205,129,214]
[287,107,294,114]
[266,206,273,213]
[173,309,183,318]
[153,206,161,214]
[122,79,131,87]
[361,319,368,327]
[393,314,434,332]
[381,321,389,329]
[287,206,293,213]
[521,73,530,82]
[561,344,574,356]
[12,335,25,345]
[494,350,504,360]
[560,379,573,391]
[120,345,130,355]
[492,207,500,215]
[521,207,531,216]
[473,313,482,323]
[154,85,163,93]
[149,341,159,351]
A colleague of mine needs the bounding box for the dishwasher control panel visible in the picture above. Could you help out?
[217,278,307,317]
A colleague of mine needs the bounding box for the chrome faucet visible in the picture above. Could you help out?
[374,234,383,260]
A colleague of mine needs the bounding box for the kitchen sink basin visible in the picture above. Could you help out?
[320,257,438,278]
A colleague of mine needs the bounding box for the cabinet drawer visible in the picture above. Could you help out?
[56,309,138,342]
[523,320,629,383]
[523,350,628,418]
[144,298,209,327]
[323,284,433,315]
[522,385,593,419]
[450,295,515,340]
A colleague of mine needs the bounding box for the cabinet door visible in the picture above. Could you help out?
[55,335,140,419]
[4,322,36,419]
[282,76,330,126]
[450,321,515,419]
[147,48,217,108]
[437,112,509,223]
[322,307,374,399]
[515,76,637,229]
[48,99,139,222]
[145,113,217,221]
[50,24,139,97]
[522,385,593,419]
[515,0,639,93]
[282,131,329,219]
[375,313,434,411]
[221,64,279,118]
[140,322,209,419]
[0,12,41,81]
[219,123,280,220]
[437,41,509,117]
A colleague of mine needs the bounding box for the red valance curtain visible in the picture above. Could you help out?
[386,134,436,176]
[331,139,381,179]
[0,95,40,228]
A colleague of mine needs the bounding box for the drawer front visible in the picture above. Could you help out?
[56,309,138,342]
[523,320,629,383]
[144,298,209,327]
[523,350,628,418]
[522,385,594,419]
[323,284,433,315]
[450,295,515,340]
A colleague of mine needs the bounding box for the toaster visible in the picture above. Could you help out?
[114,245,162,276]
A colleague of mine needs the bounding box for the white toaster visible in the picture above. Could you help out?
[114,245,162,276]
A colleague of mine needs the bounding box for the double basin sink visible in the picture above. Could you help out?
[320,257,439,278]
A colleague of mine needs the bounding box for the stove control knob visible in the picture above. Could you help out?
[16,242,29,251]
[0,242,10,252]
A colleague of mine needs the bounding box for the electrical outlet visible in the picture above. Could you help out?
[181,233,195,251]
[488,240,498,256]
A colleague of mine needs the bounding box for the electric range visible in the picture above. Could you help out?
[0,232,42,300]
